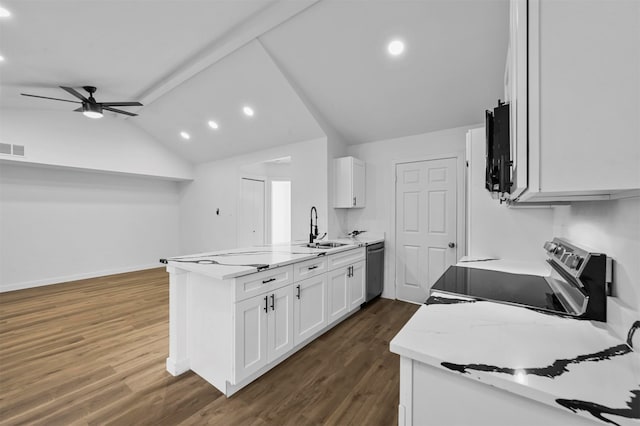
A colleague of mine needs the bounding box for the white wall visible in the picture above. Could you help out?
[179,137,328,254]
[345,125,474,299]
[0,109,193,180]
[554,196,640,313]
[0,163,182,291]
[466,128,555,263]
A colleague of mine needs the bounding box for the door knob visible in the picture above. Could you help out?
[448,242,456,248]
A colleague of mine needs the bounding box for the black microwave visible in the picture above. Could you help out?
[485,101,512,196]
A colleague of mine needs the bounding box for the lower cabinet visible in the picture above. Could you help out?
[328,258,367,326]
[328,267,349,325]
[348,260,366,311]
[293,274,328,346]
[234,285,293,383]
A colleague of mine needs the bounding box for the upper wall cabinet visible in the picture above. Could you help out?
[507,0,640,203]
[334,156,365,208]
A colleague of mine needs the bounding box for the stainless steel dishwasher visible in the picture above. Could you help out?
[365,242,384,302]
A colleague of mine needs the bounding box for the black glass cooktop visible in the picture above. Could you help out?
[430,265,567,313]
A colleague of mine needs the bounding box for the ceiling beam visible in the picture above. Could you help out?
[136,0,320,108]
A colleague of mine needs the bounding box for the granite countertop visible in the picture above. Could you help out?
[390,291,640,425]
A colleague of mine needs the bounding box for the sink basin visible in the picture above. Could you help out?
[306,241,348,249]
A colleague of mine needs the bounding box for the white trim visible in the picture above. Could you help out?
[0,263,162,293]
[391,152,466,302]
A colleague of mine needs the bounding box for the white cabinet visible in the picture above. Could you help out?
[328,267,349,325]
[233,293,268,382]
[167,246,367,397]
[508,0,640,203]
[334,156,365,208]
[267,285,294,362]
[293,274,328,345]
[234,285,293,384]
[327,248,366,325]
[348,260,366,311]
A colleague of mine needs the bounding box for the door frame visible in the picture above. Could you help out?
[390,152,466,302]
[237,175,267,247]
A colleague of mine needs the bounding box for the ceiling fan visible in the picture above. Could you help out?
[20,86,143,119]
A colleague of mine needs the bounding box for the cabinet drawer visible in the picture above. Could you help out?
[328,247,366,271]
[234,265,293,302]
[293,257,328,282]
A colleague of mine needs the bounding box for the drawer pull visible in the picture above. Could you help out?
[262,277,276,284]
[308,265,319,270]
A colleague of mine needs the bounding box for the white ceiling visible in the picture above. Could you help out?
[0,0,509,163]
[260,0,509,143]
[133,40,324,163]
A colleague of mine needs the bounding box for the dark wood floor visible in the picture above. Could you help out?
[0,268,419,425]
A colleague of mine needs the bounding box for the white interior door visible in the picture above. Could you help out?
[238,178,265,247]
[395,158,457,303]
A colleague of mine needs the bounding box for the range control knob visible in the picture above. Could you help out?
[565,254,583,270]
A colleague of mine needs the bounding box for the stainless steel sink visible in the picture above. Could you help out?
[306,241,348,249]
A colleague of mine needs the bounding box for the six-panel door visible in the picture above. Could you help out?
[294,274,328,346]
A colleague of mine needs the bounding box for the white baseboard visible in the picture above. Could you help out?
[0,263,163,293]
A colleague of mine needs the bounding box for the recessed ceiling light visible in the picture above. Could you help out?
[208,120,219,129]
[243,106,254,117]
[0,7,11,18]
[0,55,4,62]
[180,131,190,140]
[387,39,405,56]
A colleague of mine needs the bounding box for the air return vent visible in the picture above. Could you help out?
[12,145,25,156]
[0,143,10,155]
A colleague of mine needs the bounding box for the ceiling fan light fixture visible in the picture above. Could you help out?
[82,103,103,119]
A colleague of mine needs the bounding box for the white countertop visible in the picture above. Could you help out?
[390,290,640,425]
[163,236,383,280]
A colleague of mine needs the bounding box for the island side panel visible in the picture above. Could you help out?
[187,272,234,394]
[166,266,190,375]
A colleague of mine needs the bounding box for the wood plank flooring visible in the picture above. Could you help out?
[0,268,419,425]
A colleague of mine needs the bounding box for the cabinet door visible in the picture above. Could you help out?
[267,285,294,362]
[348,260,366,311]
[294,275,328,346]
[234,294,268,382]
[352,158,365,207]
[328,267,349,325]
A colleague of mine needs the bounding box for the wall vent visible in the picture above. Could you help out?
[0,143,10,155]
[12,145,25,156]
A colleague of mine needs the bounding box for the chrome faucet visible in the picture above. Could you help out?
[309,206,319,243]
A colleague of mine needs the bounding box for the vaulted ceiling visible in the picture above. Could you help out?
[0,0,508,164]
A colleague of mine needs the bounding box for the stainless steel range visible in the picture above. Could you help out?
[430,238,612,321]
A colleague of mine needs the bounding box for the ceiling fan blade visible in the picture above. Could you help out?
[73,107,83,112]
[21,93,81,104]
[60,86,89,102]
[100,101,143,107]
[103,106,138,117]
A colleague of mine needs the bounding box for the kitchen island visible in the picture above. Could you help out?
[163,239,381,396]
[390,260,640,426]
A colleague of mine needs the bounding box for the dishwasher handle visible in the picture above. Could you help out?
[367,247,385,255]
